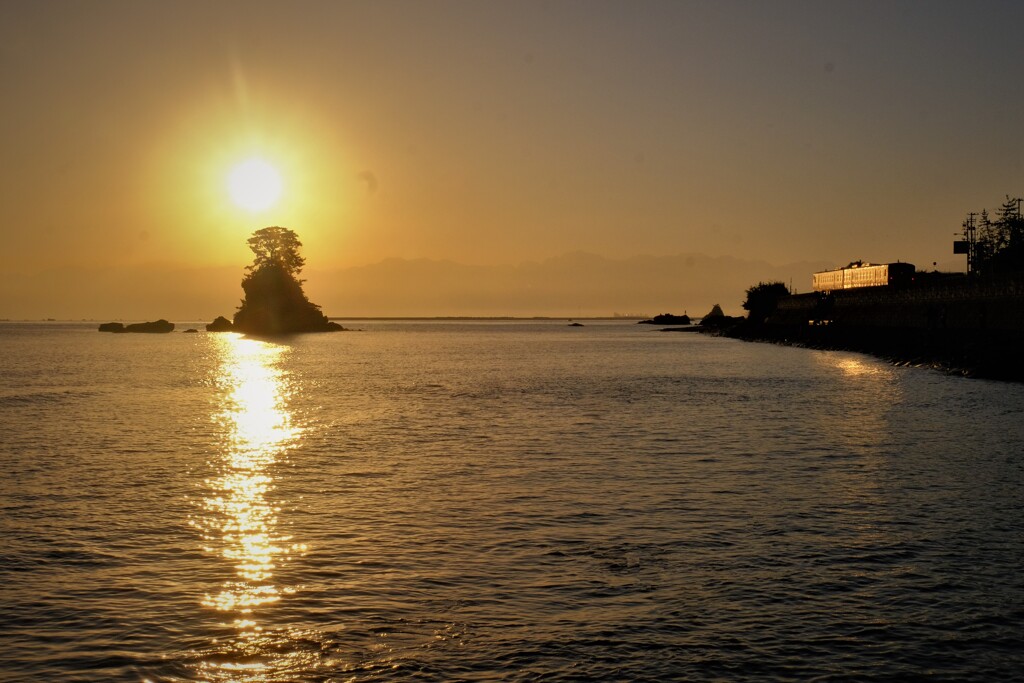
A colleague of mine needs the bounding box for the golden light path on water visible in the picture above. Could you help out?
[190,334,315,681]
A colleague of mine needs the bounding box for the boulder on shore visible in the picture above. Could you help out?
[99,319,174,333]
[206,316,234,332]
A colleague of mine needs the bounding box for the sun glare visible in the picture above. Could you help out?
[228,158,283,212]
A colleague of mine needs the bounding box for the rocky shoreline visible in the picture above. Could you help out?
[701,320,1024,382]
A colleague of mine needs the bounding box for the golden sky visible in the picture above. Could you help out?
[3,1,1024,317]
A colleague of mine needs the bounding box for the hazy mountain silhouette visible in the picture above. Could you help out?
[0,265,239,321]
[3,252,835,319]
[305,251,830,318]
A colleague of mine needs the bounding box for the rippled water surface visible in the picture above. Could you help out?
[2,320,1023,681]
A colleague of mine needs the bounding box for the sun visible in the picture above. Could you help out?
[227,158,283,212]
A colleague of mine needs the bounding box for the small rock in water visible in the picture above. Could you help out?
[206,316,234,332]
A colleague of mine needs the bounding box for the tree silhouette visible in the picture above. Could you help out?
[742,281,790,324]
[233,227,340,334]
[246,226,306,277]
[974,197,1024,275]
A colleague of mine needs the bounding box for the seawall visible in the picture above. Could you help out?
[738,275,1024,380]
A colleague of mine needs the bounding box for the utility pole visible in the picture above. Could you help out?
[957,212,977,275]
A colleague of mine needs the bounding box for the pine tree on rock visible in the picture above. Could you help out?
[233,227,342,334]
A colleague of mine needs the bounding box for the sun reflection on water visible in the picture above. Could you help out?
[190,333,318,681]
[832,354,891,379]
[810,350,904,530]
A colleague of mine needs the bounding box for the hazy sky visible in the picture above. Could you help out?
[3,1,1024,316]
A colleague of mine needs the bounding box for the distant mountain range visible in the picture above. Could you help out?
[304,251,830,318]
[2,252,831,320]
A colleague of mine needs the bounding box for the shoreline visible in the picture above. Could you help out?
[707,322,1024,382]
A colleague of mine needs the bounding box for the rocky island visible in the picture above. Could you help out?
[210,226,344,335]
[98,319,175,333]
[638,313,691,325]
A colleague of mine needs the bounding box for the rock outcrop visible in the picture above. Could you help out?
[206,316,234,332]
[638,313,691,325]
[98,319,174,333]
[233,262,342,335]
[698,304,744,329]
[226,227,346,335]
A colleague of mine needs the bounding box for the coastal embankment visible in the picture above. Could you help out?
[725,274,1024,381]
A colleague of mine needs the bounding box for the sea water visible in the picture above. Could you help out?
[1,320,1022,681]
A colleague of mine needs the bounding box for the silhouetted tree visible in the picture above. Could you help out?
[974,197,1024,275]
[975,209,995,274]
[246,226,306,278]
[742,281,790,324]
